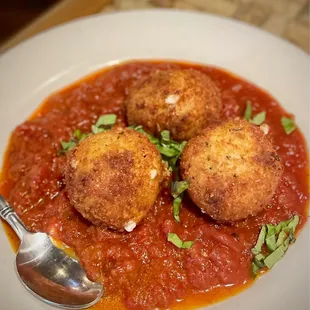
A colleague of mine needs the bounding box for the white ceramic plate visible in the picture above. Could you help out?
[0,9,309,310]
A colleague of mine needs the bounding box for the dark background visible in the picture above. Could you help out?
[0,0,59,44]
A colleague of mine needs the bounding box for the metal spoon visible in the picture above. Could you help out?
[0,195,104,309]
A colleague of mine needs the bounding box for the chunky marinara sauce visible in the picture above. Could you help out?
[0,61,308,310]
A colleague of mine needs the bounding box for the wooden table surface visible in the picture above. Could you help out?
[0,0,309,53]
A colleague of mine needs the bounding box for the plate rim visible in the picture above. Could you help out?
[0,8,309,310]
[1,8,308,60]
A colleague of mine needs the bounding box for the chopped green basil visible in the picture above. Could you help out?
[73,129,88,141]
[281,116,296,135]
[158,145,180,157]
[251,225,267,255]
[160,130,170,144]
[92,114,117,134]
[244,101,266,125]
[287,215,299,233]
[251,111,266,126]
[265,224,277,252]
[264,244,286,269]
[244,101,252,121]
[171,180,190,198]
[251,262,261,278]
[59,114,117,154]
[276,230,288,247]
[250,215,300,275]
[96,114,117,127]
[254,253,265,268]
[131,125,187,170]
[60,140,76,153]
[171,181,190,222]
[60,129,88,154]
[91,125,105,134]
[182,241,194,249]
[167,233,194,249]
[173,195,182,223]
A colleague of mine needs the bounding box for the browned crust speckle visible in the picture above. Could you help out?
[65,127,164,231]
[125,69,222,141]
[180,119,283,222]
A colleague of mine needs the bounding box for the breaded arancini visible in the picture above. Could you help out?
[125,69,222,141]
[65,127,164,231]
[181,119,283,222]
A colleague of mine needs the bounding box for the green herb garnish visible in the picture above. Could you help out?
[59,114,117,154]
[167,232,194,249]
[92,114,117,134]
[265,224,277,252]
[251,262,261,277]
[60,140,77,153]
[264,244,287,269]
[281,116,296,135]
[170,180,190,222]
[171,181,190,198]
[251,111,266,125]
[59,130,89,154]
[287,215,299,232]
[251,225,266,255]
[244,101,266,125]
[250,215,299,277]
[131,125,187,170]
[173,195,182,223]
[244,101,252,121]
[73,129,88,141]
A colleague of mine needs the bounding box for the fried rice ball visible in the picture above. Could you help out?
[65,127,164,231]
[181,119,283,222]
[125,69,222,141]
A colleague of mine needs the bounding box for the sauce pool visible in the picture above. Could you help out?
[0,61,308,310]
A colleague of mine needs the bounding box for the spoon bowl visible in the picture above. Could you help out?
[0,195,104,309]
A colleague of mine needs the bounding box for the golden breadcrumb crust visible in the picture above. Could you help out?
[65,127,164,231]
[125,69,222,141]
[181,119,283,221]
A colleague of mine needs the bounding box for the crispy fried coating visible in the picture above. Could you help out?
[65,127,164,231]
[181,120,283,221]
[125,69,222,141]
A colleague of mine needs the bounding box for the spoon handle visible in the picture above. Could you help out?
[0,195,28,240]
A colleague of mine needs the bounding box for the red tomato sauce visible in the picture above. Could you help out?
[0,61,309,310]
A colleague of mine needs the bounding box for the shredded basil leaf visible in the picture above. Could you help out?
[167,233,194,249]
[182,241,194,249]
[244,101,266,125]
[91,114,117,134]
[60,129,88,154]
[252,225,267,255]
[171,181,190,199]
[171,181,190,222]
[287,215,299,233]
[160,130,170,144]
[96,114,117,127]
[276,230,288,247]
[173,195,182,223]
[60,140,76,153]
[91,125,105,134]
[251,111,266,125]
[265,224,277,252]
[59,114,117,154]
[251,262,261,278]
[158,145,180,157]
[244,101,252,121]
[281,116,296,135]
[131,125,187,170]
[73,129,88,141]
[264,244,286,269]
[250,215,299,275]
[254,253,265,268]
